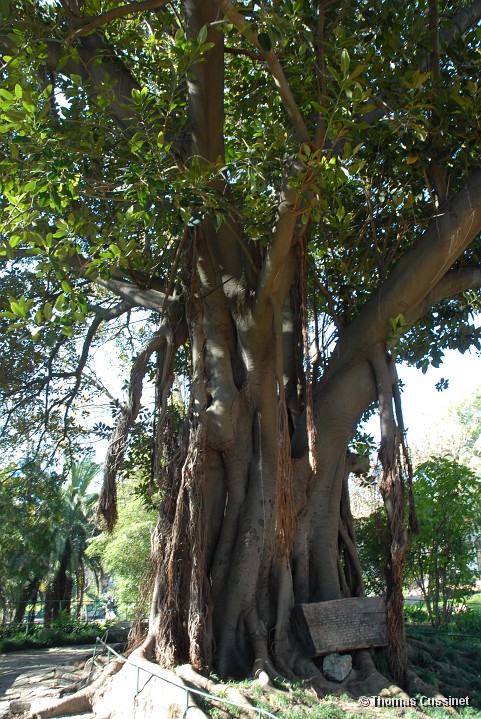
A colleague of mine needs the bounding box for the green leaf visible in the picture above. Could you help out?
[0,88,14,102]
[340,48,350,77]
[54,294,66,312]
[197,25,208,45]
[43,302,53,321]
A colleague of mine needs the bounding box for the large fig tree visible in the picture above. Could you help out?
[1,0,481,697]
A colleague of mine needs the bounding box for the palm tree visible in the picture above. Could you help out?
[44,458,101,624]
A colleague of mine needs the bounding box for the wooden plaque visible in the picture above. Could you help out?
[291,597,387,657]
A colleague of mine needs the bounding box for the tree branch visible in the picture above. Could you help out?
[253,186,299,325]
[215,0,310,143]
[407,266,481,325]
[346,169,481,349]
[66,0,171,42]
[0,247,175,312]
[0,25,144,135]
[436,0,481,52]
[99,323,174,530]
[94,277,167,312]
[61,301,132,416]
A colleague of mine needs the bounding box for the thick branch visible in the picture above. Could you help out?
[254,192,298,323]
[1,247,173,312]
[99,324,174,530]
[407,266,481,325]
[344,169,481,350]
[436,0,481,51]
[95,277,168,312]
[0,26,143,135]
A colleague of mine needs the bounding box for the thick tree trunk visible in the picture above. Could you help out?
[137,267,381,681]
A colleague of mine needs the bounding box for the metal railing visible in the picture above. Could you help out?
[91,635,279,719]
[2,599,137,628]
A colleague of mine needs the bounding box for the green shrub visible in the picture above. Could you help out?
[0,617,110,653]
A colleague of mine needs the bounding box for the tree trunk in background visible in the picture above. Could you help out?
[44,540,73,625]
[14,576,41,624]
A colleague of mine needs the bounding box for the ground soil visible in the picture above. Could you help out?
[0,645,94,719]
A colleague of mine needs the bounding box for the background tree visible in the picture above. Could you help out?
[405,456,481,627]
[454,385,481,468]
[1,0,481,698]
[0,461,62,622]
[87,482,157,620]
[44,458,101,624]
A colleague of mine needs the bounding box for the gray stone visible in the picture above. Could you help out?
[322,652,352,682]
[8,700,32,714]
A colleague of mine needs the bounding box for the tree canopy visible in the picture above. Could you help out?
[1,0,481,451]
[1,0,481,701]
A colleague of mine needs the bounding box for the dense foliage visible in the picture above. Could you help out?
[356,455,481,627]
[407,457,481,626]
[87,481,157,617]
[0,1,480,455]
[0,458,101,622]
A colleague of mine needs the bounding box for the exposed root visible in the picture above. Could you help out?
[346,650,408,700]
[292,655,353,698]
[176,663,256,710]
[405,668,458,716]
[21,660,122,719]
[16,653,213,719]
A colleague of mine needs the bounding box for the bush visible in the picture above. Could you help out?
[0,617,111,653]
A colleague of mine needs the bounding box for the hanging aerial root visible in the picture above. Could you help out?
[148,404,210,670]
[273,398,296,557]
[99,326,172,531]
[298,235,317,474]
[390,361,419,535]
[370,350,411,686]
[272,299,296,558]
[184,420,210,670]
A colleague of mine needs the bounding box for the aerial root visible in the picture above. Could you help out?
[176,663,256,711]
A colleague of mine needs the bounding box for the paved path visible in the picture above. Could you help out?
[0,645,94,718]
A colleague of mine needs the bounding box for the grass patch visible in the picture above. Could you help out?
[196,626,481,719]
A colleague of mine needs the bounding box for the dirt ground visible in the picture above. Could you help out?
[0,645,94,718]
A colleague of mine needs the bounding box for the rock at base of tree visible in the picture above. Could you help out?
[8,700,32,715]
[322,653,352,682]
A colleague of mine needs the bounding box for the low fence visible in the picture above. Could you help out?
[2,599,137,626]
[91,635,279,719]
